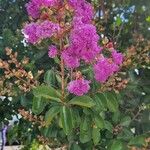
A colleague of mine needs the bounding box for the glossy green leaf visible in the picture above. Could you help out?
[94,115,104,129]
[41,125,57,138]
[44,69,56,86]
[92,127,101,145]
[32,97,48,115]
[79,117,91,143]
[104,121,113,133]
[70,143,81,150]
[68,96,95,108]
[104,92,119,112]
[117,128,134,140]
[120,116,131,127]
[109,140,125,150]
[80,117,90,131]
[33,85,61,102]
[61,106,74,135]
[94,94,107,111]
[129,135,146,147]
[45,106,61,126]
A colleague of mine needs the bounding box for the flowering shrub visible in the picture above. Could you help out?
[20,0,149,149]
[21,1,126,149]
[23,0,123,96]
[0,0,150,149]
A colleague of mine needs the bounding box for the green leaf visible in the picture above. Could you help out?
[79,130,91,144]
[83,108,92,115]
[32,97,48,115]
[79,117,91,143]
[109,140,125,150]
[117,128,134,141]
[115,16,122,26]
[33,85,61,102]
[45,106,61,126]
[60,106,74,135]
[41,125,57,138]
[146,16,150,22]
[44,69,56,86]
[92,127,101,145]
[94,115,104,129]
[120,116,131,127]
[70,143,82,150]
[104,121,113,133]
[129,135,146,147]
[20,95,31,107]
[112,111,120,123]
[104,92,119,112]
[93,94,107,111]
[54,56,60,64]
[68,96,95,108]
[80,117,90,131]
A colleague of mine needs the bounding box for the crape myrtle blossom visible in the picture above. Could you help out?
[23,23,39,44]
[36,21,60,39]
[94,50,124,83]
[62,47,80,68]
[23,21,60,44]
[68,0,94,23]
[23,0,124,96]
[26,0,60,19]
[111,50,124,65]
[62,21,102,68]
[48,45,58,58]
[67,79,90,96]
[94,57,119,83]
[70,23,102,62]
[26,0,94,21]
[25,0,41,19]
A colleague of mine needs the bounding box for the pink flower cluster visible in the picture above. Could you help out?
[62,23,102,68]
[94,50,123,83]
[68,0,94,23]
[67,79,90,96]
[23,0,123,96]
[61,2,102,68]
[23,21,60,44]
[26,0,59,19]
[48,45,58,58]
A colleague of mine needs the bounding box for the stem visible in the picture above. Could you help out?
[60,39,65,101]
[131,108,142,122]
[70,68,73,81]
[61,56,65,101]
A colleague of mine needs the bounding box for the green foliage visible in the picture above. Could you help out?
[32,97,48,115]
[60,106,74,135]
[68,96,95,108]
[92,127,101,145]
[45,106,60,126]
[33,85,61,102]
[0,0,150,149]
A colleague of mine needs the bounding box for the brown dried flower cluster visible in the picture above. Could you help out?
[100,72,129,93]
[37,135,59,148]
[37,135,68,150]
[18,109,46,127]
[113,124,123,135]
[0,48,44,96]
[0,76,16,96]
[123,34,150,68]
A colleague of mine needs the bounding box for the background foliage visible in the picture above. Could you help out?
[0,0,150,149]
